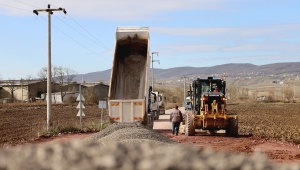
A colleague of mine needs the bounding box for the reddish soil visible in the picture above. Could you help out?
[31,132,95,145]
[158,129,300,164]
[29,129,300,164]
[4,105,300,164]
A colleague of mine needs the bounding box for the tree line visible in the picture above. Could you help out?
[0,65,77,103]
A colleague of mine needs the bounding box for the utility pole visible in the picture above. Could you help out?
[151,52,159,90]
[33,5,66,131]
[181,76,189,107]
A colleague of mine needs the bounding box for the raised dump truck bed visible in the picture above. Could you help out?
[108,27,153,128]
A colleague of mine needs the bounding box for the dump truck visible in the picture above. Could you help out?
[184,77,238,136]
[108,26,154,128]
[158,93,166,115]
[150,90,160,120]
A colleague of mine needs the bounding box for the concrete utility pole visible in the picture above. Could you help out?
[151,52,159,90]
[33,5,66,131]
[181,76,189,106]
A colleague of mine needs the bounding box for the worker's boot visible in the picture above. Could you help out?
[172,129,175,135]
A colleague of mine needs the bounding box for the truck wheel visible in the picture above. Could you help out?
[226,118,238,137]
[153,111,157,120]
[185,112,195,136]
[147,113,154,129]
[157,109,160,120]
[149,116,154,129]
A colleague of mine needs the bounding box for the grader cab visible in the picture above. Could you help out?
[184,77,238,137]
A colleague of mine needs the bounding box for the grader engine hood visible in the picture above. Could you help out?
[201,92,226,114]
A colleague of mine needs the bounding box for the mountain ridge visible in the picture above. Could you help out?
[74,62,300,83]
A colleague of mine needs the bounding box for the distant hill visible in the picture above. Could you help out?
[75,69,111,82]
[74,62,300,84]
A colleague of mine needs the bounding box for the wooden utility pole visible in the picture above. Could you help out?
[33,5,66,131]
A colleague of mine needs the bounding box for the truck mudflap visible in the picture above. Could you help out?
[109,99,145,123]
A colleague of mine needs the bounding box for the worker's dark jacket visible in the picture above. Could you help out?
[170,109,183,123]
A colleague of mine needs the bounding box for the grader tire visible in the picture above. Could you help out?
[185,112,195,136]
[226,118,238,137]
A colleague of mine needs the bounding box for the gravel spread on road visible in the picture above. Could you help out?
[0,123,299,170]
[83,122,177,145]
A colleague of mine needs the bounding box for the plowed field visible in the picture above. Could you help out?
[0,103,109,147]
[1,102,300,164]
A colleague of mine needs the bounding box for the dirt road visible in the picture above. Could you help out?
[30,107,300,164]
[154,107,300,164]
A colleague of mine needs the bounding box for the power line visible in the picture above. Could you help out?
[39,0,112,52]
[0,3,31,11]
[66,14,113,52]
[2,0,112,61]
[40,0,53,6]
[53,14,111,52]
[40,16,111,61]
[14,0,39,8]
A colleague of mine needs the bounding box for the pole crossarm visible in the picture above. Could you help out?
[33,4,66,15]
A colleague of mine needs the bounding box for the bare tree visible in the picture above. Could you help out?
[37,65,78,102]
[267,89,275,101]
[6,79,19,102]
[53,66,78,102]
[227,84,238,101]
[64,67,77,90]
[284,86,294,102]
[37,67,48,81]
[53,65,64,103]
[37,66,55,100]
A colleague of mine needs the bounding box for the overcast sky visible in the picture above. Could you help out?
[0,0,299,80]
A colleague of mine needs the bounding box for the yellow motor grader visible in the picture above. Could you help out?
[184,77,238,137]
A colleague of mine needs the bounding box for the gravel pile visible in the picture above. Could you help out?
[83,123,177,146]
[0,123,299,170]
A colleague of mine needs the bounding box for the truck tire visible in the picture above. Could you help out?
[185,112,195,136]
[157,109,160,120]
[153,111,157,120]
[148,113,154,129]
[226,118,238,137]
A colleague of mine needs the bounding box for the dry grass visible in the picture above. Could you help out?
[154,85,184,109]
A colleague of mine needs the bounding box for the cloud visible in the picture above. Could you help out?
[151,23,300,57]
[152,24,300,38]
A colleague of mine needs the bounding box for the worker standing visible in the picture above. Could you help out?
[170,105,183,135]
